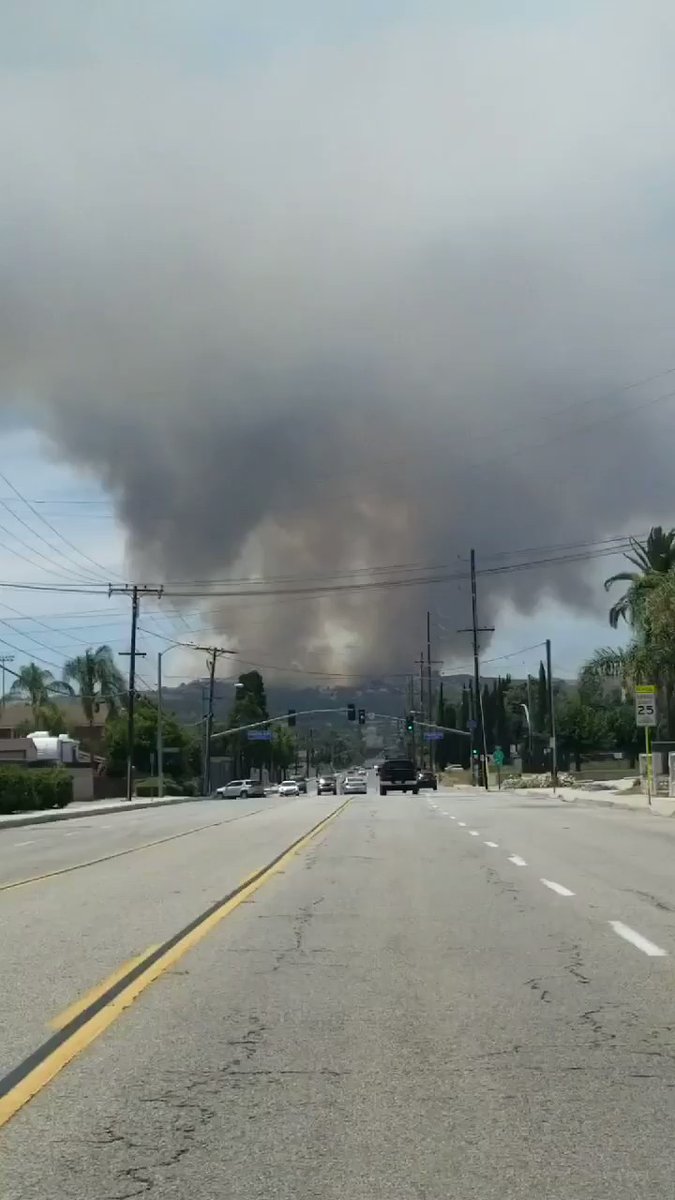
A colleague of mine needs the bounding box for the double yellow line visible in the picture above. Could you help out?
[0,798,349,1129]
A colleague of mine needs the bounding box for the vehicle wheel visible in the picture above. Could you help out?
[412,787,419,795]
[239,790,249,798]
[380,786,387,796]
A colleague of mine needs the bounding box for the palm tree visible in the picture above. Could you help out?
[604,526,675,627]
[63,645,125,729]
[9,663,73,723]
[586,569,675,734]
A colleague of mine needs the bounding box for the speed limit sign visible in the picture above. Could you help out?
[635,685,657,727]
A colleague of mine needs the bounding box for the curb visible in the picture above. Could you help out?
[507,787,675,817]
[0,794,203,832]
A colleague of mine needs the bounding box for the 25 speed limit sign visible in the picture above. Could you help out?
[635,685,657,727]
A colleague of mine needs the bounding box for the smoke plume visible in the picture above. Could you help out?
[2,5,675,671]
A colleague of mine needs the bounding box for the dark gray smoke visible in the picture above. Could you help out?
[2,5,675,671]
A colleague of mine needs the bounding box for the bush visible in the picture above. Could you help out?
[0,766,73,814]
[134,777,185,797]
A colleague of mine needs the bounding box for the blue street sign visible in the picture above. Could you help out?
[467,719,477,732]
[247,730,272,741]
[423,731,444,740]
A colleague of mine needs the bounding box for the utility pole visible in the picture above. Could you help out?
[110,584,164,803]
[204,645,236,795]
[546,638,558,791]
[157,651,163,800]
[458,549,494,789]
[416,651,426,767]
[0,654,14,711]
[426,611,433,769]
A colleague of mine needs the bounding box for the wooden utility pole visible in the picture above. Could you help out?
[110,584,164,802]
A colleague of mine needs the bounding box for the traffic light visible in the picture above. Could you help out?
[358,708,366,725]
[347,703,356,721]
[406,712,415,733]
[287,709,296,727]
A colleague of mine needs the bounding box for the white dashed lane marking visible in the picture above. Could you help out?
[508,854,527,867]
[540,878,574,897]
[468,830,479,836]
[457,821,467,828]
[609,921,667,957]
[484,841,499,848]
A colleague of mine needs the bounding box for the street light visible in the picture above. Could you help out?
[157,645,184,800]
[520,703,533,760]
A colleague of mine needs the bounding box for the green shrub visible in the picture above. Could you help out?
[0,766,73,814]
[135,777,184,797]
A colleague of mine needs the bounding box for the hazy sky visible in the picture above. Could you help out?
[1,1,672,686]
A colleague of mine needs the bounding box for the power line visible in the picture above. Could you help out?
[0,470,124,582]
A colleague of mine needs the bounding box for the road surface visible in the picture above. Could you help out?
[2,783,675,1197]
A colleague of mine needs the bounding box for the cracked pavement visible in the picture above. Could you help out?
[3,789,675,1197]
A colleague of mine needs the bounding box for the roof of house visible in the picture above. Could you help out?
[0,701,108,728]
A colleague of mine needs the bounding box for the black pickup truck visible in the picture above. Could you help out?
[378,758,419,796]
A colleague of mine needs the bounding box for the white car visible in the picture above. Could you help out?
[215,778,265,799]
[278,780,300,797]
[341,775,367,795]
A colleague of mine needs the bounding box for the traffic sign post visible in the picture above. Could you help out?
[493,746,505,789]
[635,685,657,804]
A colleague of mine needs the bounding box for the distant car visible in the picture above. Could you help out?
[341,774,367,795]
[378,758,419,796]
[287,776,307,794]
[215,778,266,799]
[355,767,367,776]
[278,780,300,797]
[317,774,337,795]
[417,769,437,791]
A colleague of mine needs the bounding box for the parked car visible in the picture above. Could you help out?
[341,774,368,795]
[215,778,266,799]
[279,779,301,797]
[378,758,419,796]
[317,774,337,795]
[417,769,438,791]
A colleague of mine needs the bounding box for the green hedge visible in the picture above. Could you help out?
[135,777,184,797]
[0,766,73,815]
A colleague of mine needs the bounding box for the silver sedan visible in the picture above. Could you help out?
[341,775,368,795]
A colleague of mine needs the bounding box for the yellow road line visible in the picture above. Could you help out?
[49,947,160,1032]
[0,808,264,893]
[0,798,349,1129]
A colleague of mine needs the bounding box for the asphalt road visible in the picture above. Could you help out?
[0,795,282,888]
[2,783,675,1197]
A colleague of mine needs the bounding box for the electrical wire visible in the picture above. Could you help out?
[0,470,124,582]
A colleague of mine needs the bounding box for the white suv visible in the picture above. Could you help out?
[215,779,265,799]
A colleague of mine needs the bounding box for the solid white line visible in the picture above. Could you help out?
[540,878,575,897]
[457,821,467,827]
[609,921,667,957]
[469,830,479,836]
[508,854,527,867]
[13,840,34,847]
[484,840,499,848]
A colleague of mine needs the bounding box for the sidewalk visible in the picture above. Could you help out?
[505,785,675,818]
[0,793,202,832]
